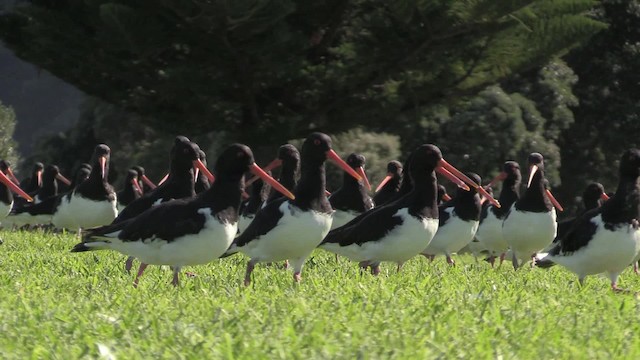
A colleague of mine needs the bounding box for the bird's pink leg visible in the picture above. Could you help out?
[446,255,455,266]
[634,262,639,275]
[244,259,257,286]
[133,263,148,288]
[498,253,506,268]
[371,264,381,276]
[171,266,181,287]
[486,256,496,268]
[397,262,404,273]
[125,256,135,274]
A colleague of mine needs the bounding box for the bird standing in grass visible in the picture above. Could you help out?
[503,153,557,269]
[536,149,640,291]
[72,144,294,287]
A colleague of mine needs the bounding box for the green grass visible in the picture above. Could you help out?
[2,230,640,359]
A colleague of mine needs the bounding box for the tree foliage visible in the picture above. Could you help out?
[0,0,604,146]
[0,100,19,165]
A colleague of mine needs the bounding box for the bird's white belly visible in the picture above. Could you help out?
[551,216,640,276]
[241,206,333,262]
[53,194,118,230]
[237,214,255,236]
[323,209,439,263]
[503,209,557,257]
[0,201,12,219]
[330,210,359,230]
[104,212,237,266]
[423,217,479,255]
[475,210,508,254]
[4,212,51,228]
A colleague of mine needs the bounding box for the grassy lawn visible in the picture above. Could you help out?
[1,229,640,359]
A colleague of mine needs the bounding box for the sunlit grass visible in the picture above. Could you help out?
[1,229,640,359]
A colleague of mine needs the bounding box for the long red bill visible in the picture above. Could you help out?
[438,159,500,208]
[0,171,32,202]
[327,150,362,181]
[356,167,371,191]
[375,174,393,193]
[436,167,470,191]
[158,173,169,186]
[131,179,143,196]
[246,158,283,187]
[546,189,564,212]
[326,190,331,196]
[141,175,157,189]
[99,156,107,181]
[55,173,72,186]
[488,172,507,187]
[193,159,215,183]
[600,193,610,201]
[250,163,295,200]
[37,170,42,187]
[442,193,452,202]
[527,165,538,188]
[6,167,19,185]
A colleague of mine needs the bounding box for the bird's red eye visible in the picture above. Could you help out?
[314,139,321,145]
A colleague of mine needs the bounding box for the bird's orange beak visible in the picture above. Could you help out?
[250,163,295,200]
[355,167,371,191]
[327,150,362,182]
[55,173,72,186]
[141,175,157,189]
[436,159,501,208]
[193,159,215,183]
[0,171,32,202]
[546,189,563,212]
[375,173,393,193]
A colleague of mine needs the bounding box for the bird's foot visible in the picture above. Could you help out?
[125,257,134,274]
[634,262,639,275]
[283,260,290,270]
[498,253,506,268]
[446,256,455,266]
[293,272,302,283]
[371,264,381,276]
[483,256,496,268]
[184,272,197,278]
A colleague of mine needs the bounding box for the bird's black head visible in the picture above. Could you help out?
[387,160,403,176]
[132,165,145,177]
[33,162,44,172]
[619,148,640,178]
[0,160,10,173]
[171,136,200,163]
[409,144,443,174]
[346,153,366,169]
[215,144,256,178]
[44,164,60,177]
[528,153,544,168]
[198,150,207,164]
[437,184,448,200]
[125,169,138,181]
[94,144,111,159]
[583,182,605,199]
[278,144,300,162]
[301,132,333,163]
[503,161,522,182]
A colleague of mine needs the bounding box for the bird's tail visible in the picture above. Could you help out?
[534,252,556,269]
[70,225,121,253]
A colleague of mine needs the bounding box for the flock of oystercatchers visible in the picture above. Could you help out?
[0,132,639,291]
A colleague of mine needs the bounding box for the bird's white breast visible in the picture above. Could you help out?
[503,209,557,258]
[423,211,479,255]
[52,193,118,230]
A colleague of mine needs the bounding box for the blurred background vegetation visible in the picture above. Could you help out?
[0,0,638,217]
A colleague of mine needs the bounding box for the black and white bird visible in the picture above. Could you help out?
[117,137,212,273]
[132,165,156,193]
[226,133,361,285]
[421,173,483,265]
[20,162,44,195]
[72,144,294,287]
[373,160,403,207]
[536,149,640,291]
[117,169,143,212]
[69,163,92,190]
[33,165,70,204]
[320,144,497,274]
[554,182,608,243]
[237,176,271,234]
[51,144,118,230]
[328,153,374,229]
[437,184,452,205]
[503,153,558,269]
[475,161,522,267]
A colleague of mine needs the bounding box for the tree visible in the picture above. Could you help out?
[0,0,604,146]
[0,100,19,165]
[561,0,640,205]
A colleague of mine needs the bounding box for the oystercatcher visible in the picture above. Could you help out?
[475,161,522,267]
[117,169,143,212]
[227,133,361,285]
[52,144,118,230]
[72,143,294,287]
[536,149,640,291]
[328,153,374,229]
[503,153,557,269]
[421,173,482,265]
[373,160,403,206]
[320,144,497,274]
[195,150,211,194]
[132,166,156,193]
